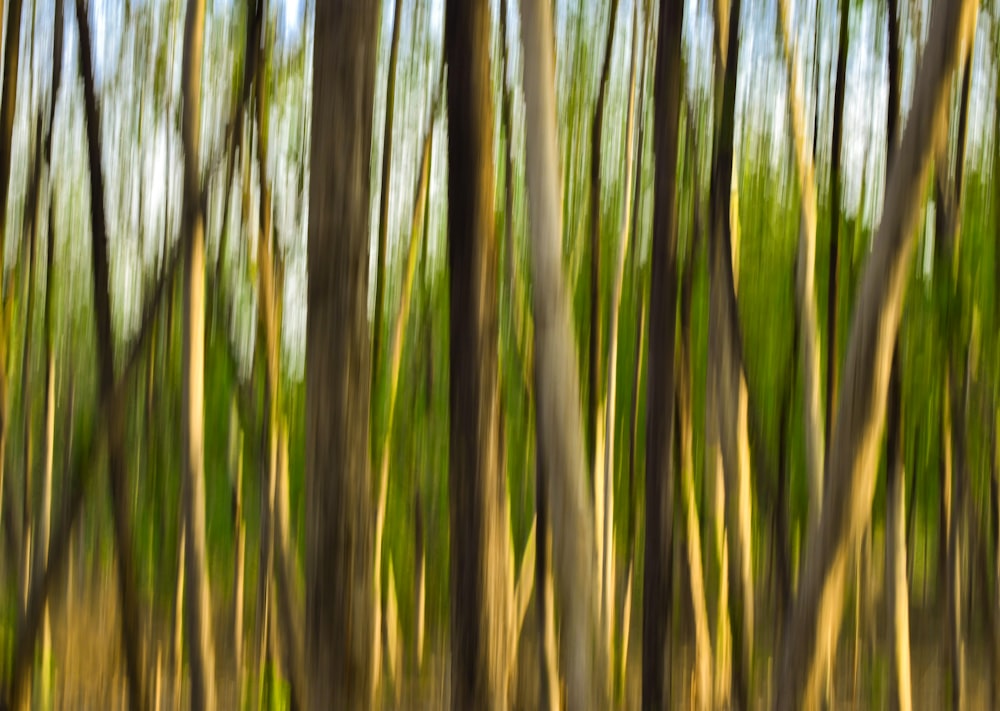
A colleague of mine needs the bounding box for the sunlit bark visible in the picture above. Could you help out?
[776,1,978,707]
[708,0,753,704]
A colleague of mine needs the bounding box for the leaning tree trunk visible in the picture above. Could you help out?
[306,2,378,708]
[445,0,514,707]
[883,2,912,708]
[179,0,218,706]
[73,1,148,706]
[708,0,754,704]
[776,1,978,707]
[519,0,606,706]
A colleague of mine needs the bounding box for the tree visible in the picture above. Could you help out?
[445,0,514,706]
[520,0,606,707]
[306,2,378,708]
[178,0,218,706]
[74,0,148,705]
[643,0,685,706]
[776,1,979,707]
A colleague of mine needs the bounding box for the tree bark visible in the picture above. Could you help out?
[306,2,378,708]
[775,2,978,707]
[519,0,605,706]
[73,1,149,707]
[445,0,514,706]
[178,0,218,707]
[642,0,686,707]
[825,0,850,447]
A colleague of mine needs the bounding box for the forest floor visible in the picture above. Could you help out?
[32,567,995,709]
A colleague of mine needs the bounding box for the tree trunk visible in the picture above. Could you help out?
[519,0,605,706]
[884,4,912,709]
[886,357,912,711]
[306,3,378,708]
[825,0,850,447]
[178,0,218,706]
[445,0,514,706]
[589,0,621,500]
[776,2,978,707]
[708,0,753,704]
[601,0,640,674]
[73,1,148,706]
[777,0,826,538]
[372,71,441,703]
[678,220,713,711]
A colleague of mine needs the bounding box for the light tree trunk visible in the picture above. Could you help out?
[372,68,441,704]
[883,3,912,708]
[251,26,305,705]
[601,0,640,676]
[519,0,606,706]
[445,0,514,706]
[306,2,378,708]
[371,0,405,416]
[886,358,912,711]
[38,0,64,695]
[776,2,978,707]
[178,0,217,706]
[776,0,826,538]
[676,98,714,711]
[589,0,621,527]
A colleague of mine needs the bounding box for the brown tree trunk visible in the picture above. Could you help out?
[73,1,148,706]
[445,0,513,706]
[825,0,850,447]
[776,2,978,707]
[306,2,378,708]
[642,0,685,707]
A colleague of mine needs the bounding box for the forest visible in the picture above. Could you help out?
[0,0,995,708]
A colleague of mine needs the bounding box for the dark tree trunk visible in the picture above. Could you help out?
[826,0,850,445]
[74,1,148,706]
[445,0,513,706]
[306,2,378,708]
[642,0,685,707]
